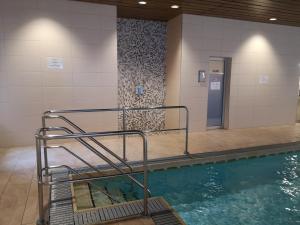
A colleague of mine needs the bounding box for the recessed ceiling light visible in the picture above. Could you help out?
[171,5,180,9]
[269,18,277,21]
[138,1,147,5]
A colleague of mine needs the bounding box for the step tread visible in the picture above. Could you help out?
[106,185,126,203]
[74,183,94,210]
[90,184,112,207]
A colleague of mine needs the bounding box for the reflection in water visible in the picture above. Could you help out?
[91,153,300,225]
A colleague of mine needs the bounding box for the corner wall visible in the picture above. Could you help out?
[165,16,182,129]
[166,14,300,131]
[0,0,118,147]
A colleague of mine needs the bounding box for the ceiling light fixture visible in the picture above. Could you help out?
[138,1,147,5]
[269,18,277,21]
[171,5,180,9]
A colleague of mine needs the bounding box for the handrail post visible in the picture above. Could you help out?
[122,108,127,161]
[36,136,45,225]
[142,134,148,216]
[42,116,48,176]
[185,107,189,155]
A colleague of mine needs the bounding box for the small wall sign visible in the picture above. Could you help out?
[198,70,206,82]
[135,85,144,96]
[259,75,269,84]
[47,57,64,69]
[210,81,221,90]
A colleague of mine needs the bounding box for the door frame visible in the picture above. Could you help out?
[206,57,232,129]
[222,57,232,129]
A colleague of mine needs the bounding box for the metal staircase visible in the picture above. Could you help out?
[35,106,189,225]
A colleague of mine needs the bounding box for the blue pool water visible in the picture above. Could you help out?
[95,152,300,225]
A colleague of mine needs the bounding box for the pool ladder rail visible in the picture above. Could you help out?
[35,106,190,225]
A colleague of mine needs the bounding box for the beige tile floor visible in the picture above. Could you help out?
[1,124,300,225]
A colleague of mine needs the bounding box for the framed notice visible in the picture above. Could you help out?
[47,57,64,69]
[210,81,221,90]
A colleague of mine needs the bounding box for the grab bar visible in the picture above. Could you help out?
[40,126,150,194]
[45,145,103,176]
[44,105,190,155]
[43,114,133,173]
[36,129,149,225]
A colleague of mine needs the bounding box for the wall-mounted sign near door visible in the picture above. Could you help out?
[198,70,206,82]
[210,81,221,90]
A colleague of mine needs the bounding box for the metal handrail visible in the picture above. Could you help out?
[43,105,189,157]
[44,105,188,114]
[35,129,149,225]
[45,145,103,176]
[43,114,134,174]
[40,126,149,193]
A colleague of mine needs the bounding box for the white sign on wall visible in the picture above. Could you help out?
[47,57,64,69]
[210,81,221,90]
[259,75,269,84]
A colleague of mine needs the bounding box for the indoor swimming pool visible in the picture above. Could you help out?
[83,152,300,225]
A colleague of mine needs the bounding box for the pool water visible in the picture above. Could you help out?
[92,152,300,225]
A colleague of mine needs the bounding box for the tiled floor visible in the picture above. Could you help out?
[1,124,300,225]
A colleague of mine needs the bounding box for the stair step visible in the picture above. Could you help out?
[73,183,94,210]
[106,185,126,203]
[90,184,112,207]
[125,191,138,202]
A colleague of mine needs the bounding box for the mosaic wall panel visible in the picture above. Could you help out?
[117,18,167,131]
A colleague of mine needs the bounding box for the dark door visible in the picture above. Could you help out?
[207,59,225,127]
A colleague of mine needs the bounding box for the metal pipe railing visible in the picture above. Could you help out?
[43,115,133,172]
[45,146,103,175]
[44,105,189,156]
[35,129,149,225]
[41,127,149,193]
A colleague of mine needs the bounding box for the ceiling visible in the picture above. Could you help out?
[75,0,300,27]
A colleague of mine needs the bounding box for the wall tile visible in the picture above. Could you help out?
[180,14,300,130]
[43,87,73,110]
[43,72,73,87]
[3,39,41,56]
[0,87,8,102]
[0,2,118,147]
[8,87,43,103]
[202,17,224,38]
[8,72,43,86]
[0,72,8,87]
[72,86,117,108]
[3,55,41,72]
[71,27,103,45]
[73,72,117,87]
[70,13,101,30]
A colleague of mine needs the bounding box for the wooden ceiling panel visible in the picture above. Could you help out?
[74,0,300,26]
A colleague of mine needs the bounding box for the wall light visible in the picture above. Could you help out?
[269,18,277,21]
[138,1,147,5]
[171,5,180,9]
